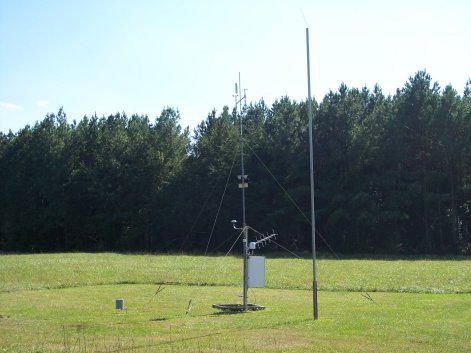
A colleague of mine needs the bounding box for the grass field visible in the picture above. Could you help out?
[0,253,470,352]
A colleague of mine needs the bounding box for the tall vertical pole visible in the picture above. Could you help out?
[306,28,318,320]
[239,72,248,311]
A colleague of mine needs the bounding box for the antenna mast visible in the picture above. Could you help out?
[237,73,249,311]
[306,28,318,320]
[213,74,275,313]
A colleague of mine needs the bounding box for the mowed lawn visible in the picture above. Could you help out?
[0,253,470,352]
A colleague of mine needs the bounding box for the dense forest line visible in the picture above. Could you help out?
[1,71,470,254]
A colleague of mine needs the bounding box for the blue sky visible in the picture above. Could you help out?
[1,0,470,134]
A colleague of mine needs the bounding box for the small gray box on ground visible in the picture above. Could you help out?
[116,298,124,310]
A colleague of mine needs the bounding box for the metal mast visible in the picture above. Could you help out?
[306,28,318,320]
[236,72,249,311]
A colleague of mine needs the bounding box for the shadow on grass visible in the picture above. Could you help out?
[211,310,245,316]
[149,317,168,321]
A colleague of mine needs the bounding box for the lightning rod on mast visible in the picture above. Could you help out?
[306,27,318,320]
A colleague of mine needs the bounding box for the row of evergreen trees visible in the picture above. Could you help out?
[1,71,470,254]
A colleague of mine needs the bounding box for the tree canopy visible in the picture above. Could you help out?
[1,71,470,254]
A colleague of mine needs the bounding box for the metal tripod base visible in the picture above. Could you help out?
[212,303,265,312]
